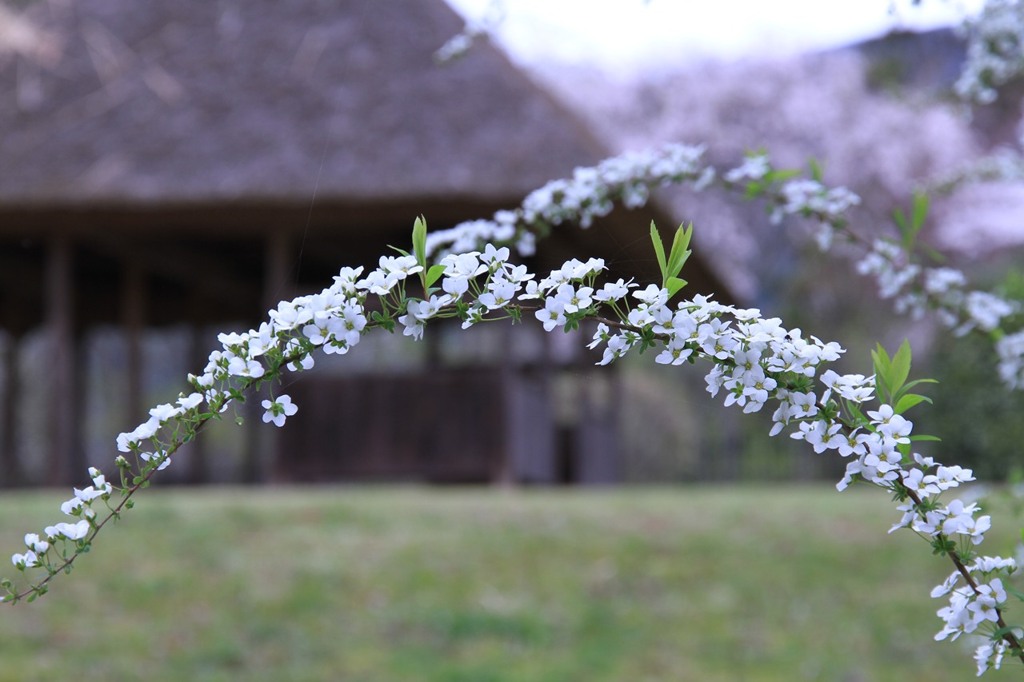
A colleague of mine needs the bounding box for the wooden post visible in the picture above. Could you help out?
[46,235,75,486]
[241,230,292,483]
[70,333,89,478]
[575,369,620,484]
[184,326,209,484]
[122,260,145,430]
[495,345,514,486]
[0,333,25,487]
[264,230,293,311]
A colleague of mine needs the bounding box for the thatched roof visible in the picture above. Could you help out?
[0,0,730,335]
[0,0,605,207]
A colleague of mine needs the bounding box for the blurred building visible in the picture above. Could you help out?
[0,0,728,487]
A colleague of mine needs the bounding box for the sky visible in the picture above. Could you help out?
[446,0,984,76]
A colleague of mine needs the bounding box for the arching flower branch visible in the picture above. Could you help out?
[3,217,1022,675]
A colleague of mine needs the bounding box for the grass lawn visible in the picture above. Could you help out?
[0,485,1019,681]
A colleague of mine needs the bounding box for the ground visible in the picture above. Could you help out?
[0,485,1015,681]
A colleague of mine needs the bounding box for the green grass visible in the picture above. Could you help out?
[0,485,1019,681]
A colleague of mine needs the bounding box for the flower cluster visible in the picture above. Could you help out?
[932,555,1020,674]
[771,178,861,250]
[855,238,1019,337]
[8,467,109,582]
[931,146,1024,195]
[423,143,713,258]
[575,272,1018,672]
[722,152,1024,391]
[722,152,861,250]
[997,329,1024,389]
[955,0,1024,105]
[414,143,1024,395]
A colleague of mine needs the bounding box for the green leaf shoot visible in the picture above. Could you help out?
[650,221,693,299]
[894,393,931,414]
[808,158,824,183]
[650,221,668,280]
[911,192,929,233]
[666,222,693,281]
[424,264,446,289]
[412,215,428,268]
[666,277,687,299]
[872,341,938,412]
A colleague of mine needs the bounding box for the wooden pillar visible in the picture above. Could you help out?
[575,369,621,485]
[696,405,740,482]
[0,333,25,487]
[185,326,209,484]
[241,230,292,484]
[264,230,293,310]
[46,235,75,486]
[121,260,145,428]
[70,333,89,478]
[494,323,518,486]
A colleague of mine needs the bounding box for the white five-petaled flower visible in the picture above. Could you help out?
[536,298,567,332]
[478,279,517,310]
[632,284,668,307]
[226,356,265,379]
[44,520,90,542]
[480,243,510,266]
[595,278,635,302]
[140,451,172,471]
[552,282,593,314]
[866,404,912,443]
[23,533,49,554]
[178,392,204,410]
[11,550,38,569]
[262,395,298,427]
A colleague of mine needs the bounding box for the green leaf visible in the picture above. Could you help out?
[808,158,824,183]
[922,244,946,264]
[871,344,893,401]
[894,393,931,414]
[892,192,929,251]
[846,402,868,428]
[892,379,938,409]
[893,207,906,229]
[665,223,693,280]
[650,221,668,281]
[424,264,446,289]
[909,434,942,443]
[652,222,693,296]
[892,217,914,253]
[765,168,800,183]
[911,192,929,233]
[888,339,913,398]
[900,378,939,391]
[992,623,1024,638]
[412,215,427,267]
[666,277,687,298]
